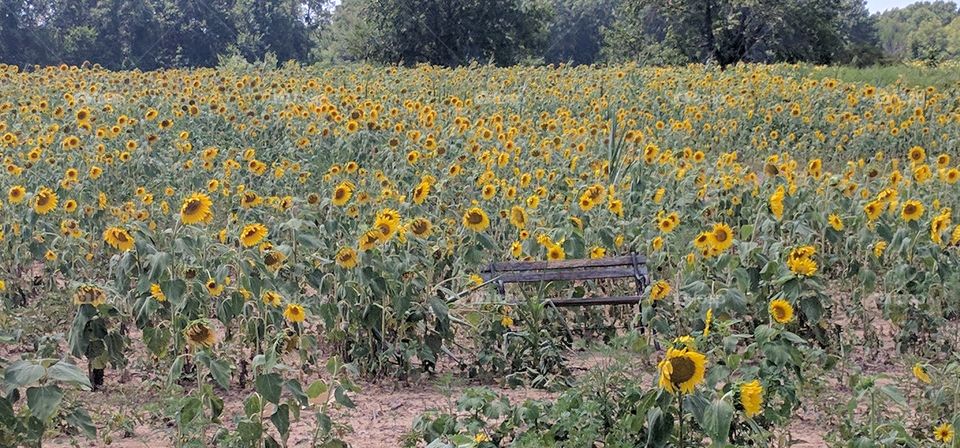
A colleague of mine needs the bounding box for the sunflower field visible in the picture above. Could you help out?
[2,61,960,447]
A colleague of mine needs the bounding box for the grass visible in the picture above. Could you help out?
[794,62,960,89]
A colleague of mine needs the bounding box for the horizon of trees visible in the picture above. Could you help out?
[1,0,959,69]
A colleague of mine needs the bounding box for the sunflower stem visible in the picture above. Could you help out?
[678,392,684,448]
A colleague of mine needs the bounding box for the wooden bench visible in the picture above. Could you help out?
[480,253,650,307]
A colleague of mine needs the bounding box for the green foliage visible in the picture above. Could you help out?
[875,1,960,63]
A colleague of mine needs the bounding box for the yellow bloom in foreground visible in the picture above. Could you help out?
[769,299,795,324]
[181,192,213,225]
[546,244,565,261]
[239,223,268,247]
[935,423,954,443]
[769,185,785,220]
[740,380,763,417]
[913,363,932,384]
[463,207,490,232]
[262,291,283,307]
[33,187,58,214]
[474,432,490,443]
[73,285,107,306]
[590,246,606,259]
[283,304,305,323]
[8,185,26,204]
[657,347,707,394]
[103,226,135,251]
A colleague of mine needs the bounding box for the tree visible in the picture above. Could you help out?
[876,1,960,62]
[543,0,620,65]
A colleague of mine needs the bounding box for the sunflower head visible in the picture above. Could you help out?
[181,192,213,225]
[184,321,216,348]
[769,299,795,324]
[336,247,358,268]
[240,223,268,247]
[463,207,490,232]
[657,347,707,394]
[283,304,306,323]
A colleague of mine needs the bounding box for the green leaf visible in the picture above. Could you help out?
[208,357,232,390]
[178,396,202,426]
[702,397,734,446]
[47,360,92,390]
[26,385,64,420]
[271,404,290,438]
[255,373,283,405]
[307,380,328,399]
[334,386,355,408]
[285,380,309,407]
[66,407,97,438]
[4,361,45,389]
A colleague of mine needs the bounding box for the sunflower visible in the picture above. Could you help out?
[657,347,707,394]
[412,181,430,204]
[283,304,306,323]
[184,320,216,348]
[264,250,287,271]
[206,279,224,297]
[769,185,785,220]
[703,308,713,337]
[181,192,213,225]
[73,285,107,306]
[935,423,954,443]
[769,299,795,324]
[408,217,432,238]
[901,200,924,222]
[509,206,527,229]
[546,244,565,261]
[511,241,523,258]
[590,246,606,259]
[8,185,25,204]
[358,230,382,251]
[908,146,925,164]
[103,226,135,251]
[650,280,670,301]
[864,200,883,221]
[332,182,353,206]
[374,215,399,242]
[262,290,283,307]
[708,223,734,252]
[33,187,58,214]
[874,240,888,257]
[932,211,952,245]
[239,223,268,247]
[336,247,358,268]
[150,283,166,302]
[945,168,960,185]
[739,380,763,417]
[913,363,932,384]
[828,214,844,231]
[463,207,490,232]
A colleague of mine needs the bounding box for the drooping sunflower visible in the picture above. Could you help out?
[184,320,216,348]
[412,181,430,204]
[901,200,924,222]
[283,304,306,323]
[769,299,795,324]
[8,185,26,204]
[657,347,707,394]
[769,185,785,220]
[864,200,883,221]
[239,223,268,247]
[336,247,358,268]
[358,230,382,251]
[73,285,107,307]
[463,207,490,232]
[262,290,283,307]
[33,187,58,214]
[181,192,213,225]
[103,226,135,251]
[509,206,527,229]
[408,217,432,238]
[739,380,763,417]
[263,250,287,271]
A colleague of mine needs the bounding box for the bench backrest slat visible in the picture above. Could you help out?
[486,255,645,273]
[486,266,637,283]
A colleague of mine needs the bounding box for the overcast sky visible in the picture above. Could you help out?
[866,0,926,12]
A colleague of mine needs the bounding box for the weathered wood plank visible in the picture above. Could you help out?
[546,296,642,307]
[485,266,637,283]
[485,255,645,273]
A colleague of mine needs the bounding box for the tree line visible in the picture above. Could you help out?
[1,0,959,69]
